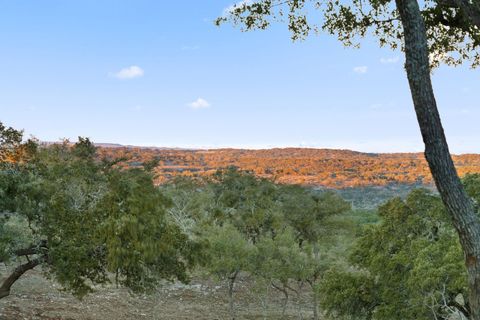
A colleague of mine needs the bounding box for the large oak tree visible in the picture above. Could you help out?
[0,124,196,300]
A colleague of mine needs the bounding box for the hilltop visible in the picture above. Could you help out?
[96,146,480,188]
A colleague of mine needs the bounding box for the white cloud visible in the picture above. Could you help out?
[111,66,144,80]
[353,66,368,74]
[223,0,253,16]
[380,56,399,64]
[188,98,211,109]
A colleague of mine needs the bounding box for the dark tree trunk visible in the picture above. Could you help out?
[280,286,288,318]
[228,271,239,320]
[271,281,289,318]
[307,278,320,320]
[0,258,42,300]
[395,0,480,318]
[312,286,319,320]
[295,281,304,320]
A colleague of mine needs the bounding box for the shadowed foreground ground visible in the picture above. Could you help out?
[0,268,314,320]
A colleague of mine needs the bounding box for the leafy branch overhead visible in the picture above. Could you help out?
[216,0,480,67]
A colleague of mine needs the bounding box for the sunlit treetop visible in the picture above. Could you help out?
[0,122,36,164]
[216,0,480,67]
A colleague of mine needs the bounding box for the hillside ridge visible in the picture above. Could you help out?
[95,145,480,188]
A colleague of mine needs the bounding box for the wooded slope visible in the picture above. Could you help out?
[97,147,480,188]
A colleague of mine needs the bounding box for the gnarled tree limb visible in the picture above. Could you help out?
[0,256,45,299]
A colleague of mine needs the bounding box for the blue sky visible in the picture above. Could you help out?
[0,0,478,153]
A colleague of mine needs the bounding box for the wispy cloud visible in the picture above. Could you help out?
[188,98,211,109]
[380,57,399,64]
[110,66,144,80]
[353,66,368,74]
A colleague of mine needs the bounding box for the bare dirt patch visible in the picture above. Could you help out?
[0,269,314,320]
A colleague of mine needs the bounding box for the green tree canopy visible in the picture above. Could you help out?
[279,184,351,244]
[0,126,196,299]
[204,223,255,319]
[320,188,474,319]
[207,167,283,243]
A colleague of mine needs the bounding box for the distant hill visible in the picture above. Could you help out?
[96,146,480,188]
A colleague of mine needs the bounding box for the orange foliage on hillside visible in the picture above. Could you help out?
[96,147,480,188]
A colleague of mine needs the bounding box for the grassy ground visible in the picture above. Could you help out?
[0,268,315,320]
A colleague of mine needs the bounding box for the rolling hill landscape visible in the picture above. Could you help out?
[97,145,480,188]
[3,0,480,318]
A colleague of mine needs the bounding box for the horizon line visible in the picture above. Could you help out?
[37,140,480,156]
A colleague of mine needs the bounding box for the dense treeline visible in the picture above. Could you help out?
[96,146,480,188]
[160,168,353,319]
[161,170,477,319]
[1,123,478,319]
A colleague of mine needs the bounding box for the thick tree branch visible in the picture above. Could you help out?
[0,256,44,299]
[457,0,480,28]
[0,240,48,264]
[436,0,480,28]
[14,240,47,257]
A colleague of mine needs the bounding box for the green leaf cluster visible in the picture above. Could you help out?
[217,0,480,67]
[320,188,470,319]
